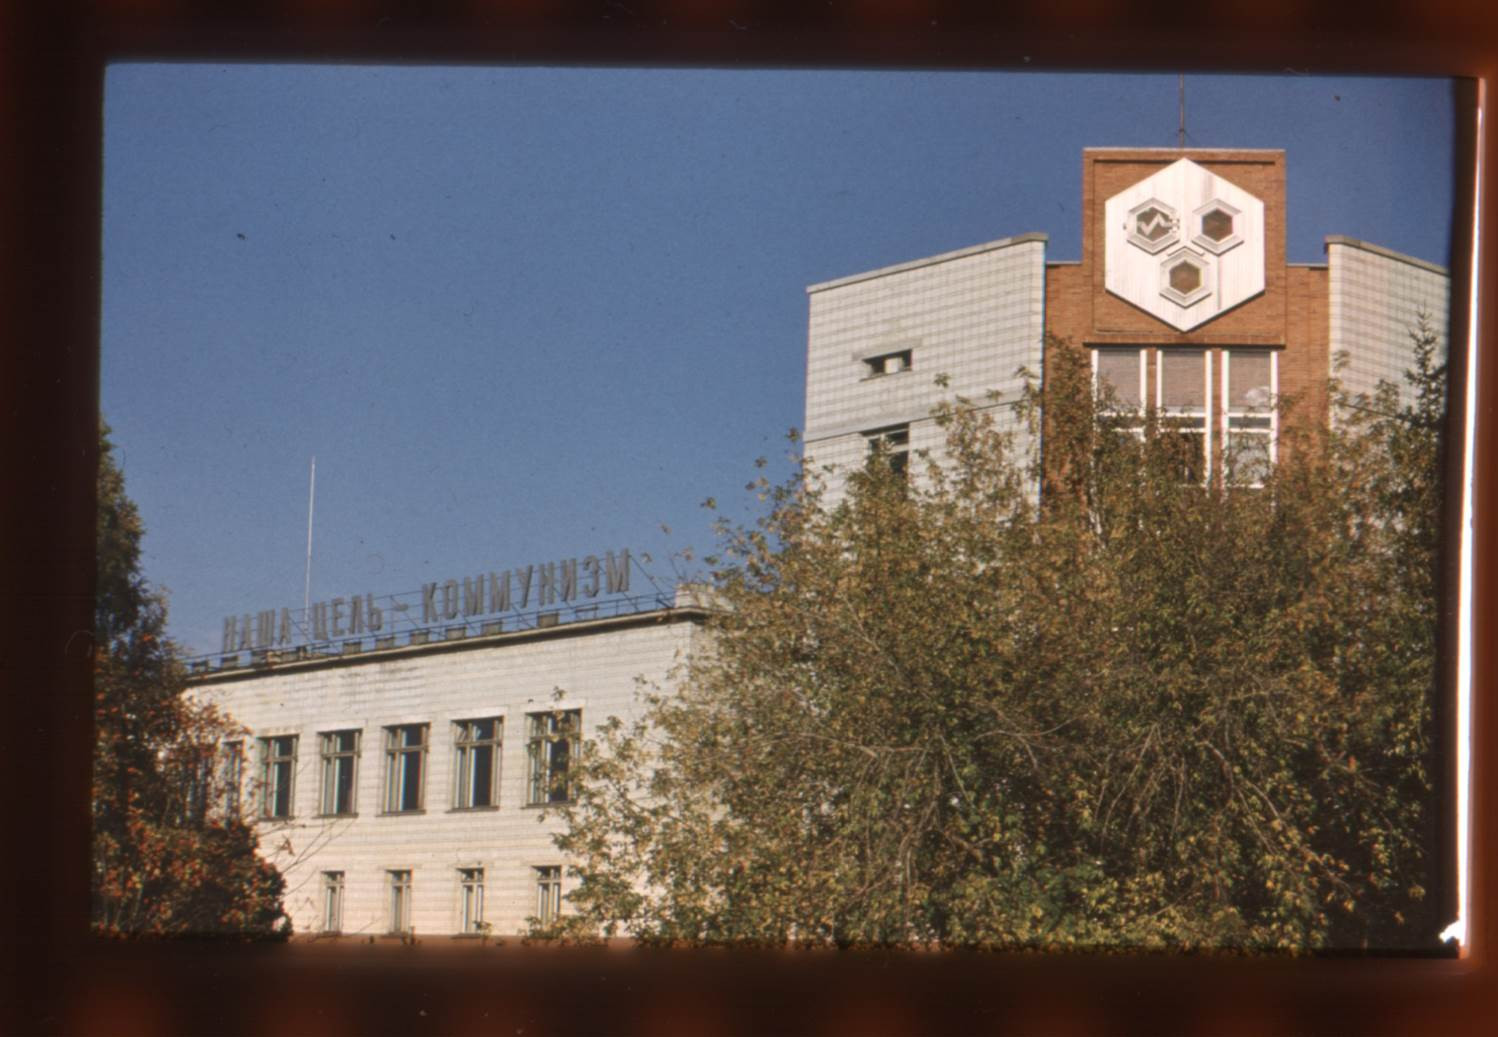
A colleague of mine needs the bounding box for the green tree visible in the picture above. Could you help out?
[92,423,288,937]
[543,330,1443,952]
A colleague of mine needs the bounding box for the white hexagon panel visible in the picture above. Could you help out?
[1104,158,1265,331]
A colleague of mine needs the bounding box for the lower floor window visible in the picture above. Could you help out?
[388,869,412,933]
[459,868,485,933]
[535,865,562,925]
[322,871,344,933]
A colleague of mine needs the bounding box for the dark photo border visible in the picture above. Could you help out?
[3,3,1494,1033]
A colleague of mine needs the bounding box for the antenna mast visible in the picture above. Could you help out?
[303,456,316,616]
[1178,74,1186,148]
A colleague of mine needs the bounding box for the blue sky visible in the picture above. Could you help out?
[100,67,1456,655]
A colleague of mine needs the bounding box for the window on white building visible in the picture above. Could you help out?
[319,730,360,816]
[458,868,485,933]
[383,724,427,813]
[1222,349,1278,486]
[258,734,297,819]
[322,871,344,933]
[1157,348,1211,484]
[863,424,910,480]
[526,710,579,805]
[453,718,502,809]
[220,740,243,820]
[535,865,562,925]
[388,869,412,934]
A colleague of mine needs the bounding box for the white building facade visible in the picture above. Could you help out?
[192,599,706,938]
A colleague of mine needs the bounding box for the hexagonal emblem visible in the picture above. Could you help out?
[1104,159,1265,331]
[1192,199,1242,254]
[1160,248,1212,307]
[1126,199,1179,253]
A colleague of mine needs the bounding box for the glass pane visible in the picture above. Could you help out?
[273,760,292,816]
[400,751,422,810]
[1160,350,1205,410]
[1227,431,1272,485]
[472,745,493,806]
[1228,351,1273,411]
[335,757,355,812]
[1096,350,1141,408]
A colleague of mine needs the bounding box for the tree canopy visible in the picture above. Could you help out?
[544,329,1445,952]
[92,423,287,937]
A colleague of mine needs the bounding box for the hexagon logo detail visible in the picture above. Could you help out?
[1159,248,1211,307]
[1126,199,1179,253]
[1104,159,1265,331]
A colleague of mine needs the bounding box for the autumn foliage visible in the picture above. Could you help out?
[545,329,1446,951]
[92,424,287,937]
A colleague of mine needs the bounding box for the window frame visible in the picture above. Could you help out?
[321,870,344,934]
[1155,347,1213,486]
[526,710,580,806]
[861,348,913,378]
[382,724,429,814]
[258,734,298,820]
[387,869,413,934]
[318,729,361,817]
[458,867,486,934]
[534,865,562,925]
[220,740,243,820]
[1091,346,1149,441]
[1220,348,1279,487]
[863,424,911,480]
[452,717,503,811]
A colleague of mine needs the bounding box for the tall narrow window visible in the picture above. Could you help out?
[526,710,580,805]
[220,740,243,820]
[534,866,562,925]
[458,868,485,933]
[453,718,502,809]
[863,424,910,480]
[1157,348,1211,483]
[1094,347,1146,413]
[319,730,360,816]
[322,871,344,933]
[1222,349,1277,486]
[388,869,412,933]
[259,734,297,819]
[1093,347,1148,448]
[383,724,428,813]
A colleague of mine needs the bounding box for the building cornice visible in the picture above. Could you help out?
[188,605,712,687]
[806,232,1048,294]
[1324,235,1449,276]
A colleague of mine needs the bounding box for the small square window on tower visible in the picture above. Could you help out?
[862,348,913,378]
[864,424,910,479]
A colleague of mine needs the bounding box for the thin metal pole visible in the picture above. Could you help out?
[1178,74,1186,148]
[304,456,316,615]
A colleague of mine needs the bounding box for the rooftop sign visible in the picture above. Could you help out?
[220,548,634,655]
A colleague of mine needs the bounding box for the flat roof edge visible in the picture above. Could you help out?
[187,605,712,686]
[807,232,1048,294]
[1325,235,1449,276]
